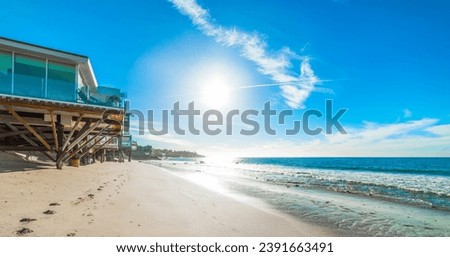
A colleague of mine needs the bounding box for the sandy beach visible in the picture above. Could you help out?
[0,152,337,237]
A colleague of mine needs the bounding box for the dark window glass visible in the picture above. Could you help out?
[14,54,46,98]
[0,50,12,94]
[47,61,76,101]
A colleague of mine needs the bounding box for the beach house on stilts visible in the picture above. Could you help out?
[0,37,131,169]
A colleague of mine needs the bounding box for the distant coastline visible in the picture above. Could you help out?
[132,146,204,160]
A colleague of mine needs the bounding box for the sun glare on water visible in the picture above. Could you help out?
[203,154,239,165]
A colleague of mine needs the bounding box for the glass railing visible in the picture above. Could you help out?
[76,85,126,108]
[0,80,125,109]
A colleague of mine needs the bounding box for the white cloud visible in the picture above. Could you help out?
[403,109,412,118]
[168,0,320,109]
[280,58,319,109]
[200,119,450,157]
[293,118,449,157]
[426,124,450,136]
[355,118,437,142]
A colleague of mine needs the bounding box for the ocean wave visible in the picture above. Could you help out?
[237,157,450,177]
[225,162,450,211]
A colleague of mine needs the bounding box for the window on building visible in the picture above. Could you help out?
[0,50,12,94]
[13,54,46,98]
[47,61,76,101]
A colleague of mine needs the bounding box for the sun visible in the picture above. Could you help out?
[191,61,248,109]
[201,73,232,108]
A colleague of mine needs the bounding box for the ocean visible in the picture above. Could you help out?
[149,157,450,236]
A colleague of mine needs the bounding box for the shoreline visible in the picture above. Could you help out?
[0,155,339,236]
[150,158,450,236]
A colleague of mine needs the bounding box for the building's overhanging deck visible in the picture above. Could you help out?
[0,94,124,169]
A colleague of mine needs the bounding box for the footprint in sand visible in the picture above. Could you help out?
[16,228,33,236]
[49,203,60,206]
[66,232,76,237]
[43,210,56,215]
[19,218,37,223]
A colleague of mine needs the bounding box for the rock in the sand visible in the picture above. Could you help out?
[49,203,60,206]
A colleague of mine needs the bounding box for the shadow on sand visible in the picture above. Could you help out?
[0,152,54,173]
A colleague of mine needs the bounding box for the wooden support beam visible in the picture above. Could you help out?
[56,119,80,169]
[4,122,38,147]
[61,124,112,162]
[43,152,56,162]
[0,146,48,151]
[74,119,93,139]
[0,114,51,127]
[56,123,64,153]
[35,127,52,142]
[4,106,52,151]
[101,149,105,163]
[61,114,83,151]
[89,137,116,156]
[4,122,56,162]
[55,119,102,165]
[50,111,59,152]
[0,129,32,138]
[63,135,107,162]
[64,119,101,153]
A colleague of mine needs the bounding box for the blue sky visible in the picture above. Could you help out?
[2,0,450,157]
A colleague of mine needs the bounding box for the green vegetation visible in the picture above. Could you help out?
[132,145,204,160]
